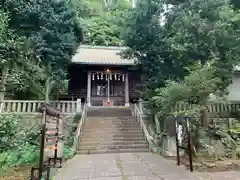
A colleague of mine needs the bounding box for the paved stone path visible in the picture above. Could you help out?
[54,153,240,180]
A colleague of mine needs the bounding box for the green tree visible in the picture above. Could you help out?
[77,0,131,46]
[123,0,175,98]
[3,0,83,100]
[0,9,30,102]
[165,0,240,94]
[123,0,240,99]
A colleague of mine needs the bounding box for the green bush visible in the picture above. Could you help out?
[0,112,82,170]
[64,113,82,148]
[0,114,21,152]
[0,114,40,168]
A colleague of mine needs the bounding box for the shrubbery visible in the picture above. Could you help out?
[0,114,40,169]
[63,113,82,159]
[0,112,82,173]
[151,64,221,119]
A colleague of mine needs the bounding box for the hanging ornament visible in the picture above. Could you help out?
[118,74,120,81]
[101,72,103,80]
[97,73,99,80]
[109,73,112,80]
[105,73,108,81]
[114,74,117,80]
[92,73,95,81]
[122,74,125,82]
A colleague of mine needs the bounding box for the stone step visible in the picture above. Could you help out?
[86,116,136,119]
[76,148,149,154]
[81,133,145,139]
[84,121,140,125]
[83,127,143,133]
[86,115,136,118]
[87,114,134,117]
[84,124,142,128]
[78,143,149,150]
[84,119,139,123]
[82,130,143,134]
[84,119,139,122]
[80,136,146,141]
[85,120,139,125]
[84,122,141,129]
[81,131,145,137]
[83,124,141,129]
[87,108,132,117]
[79,140,147,146]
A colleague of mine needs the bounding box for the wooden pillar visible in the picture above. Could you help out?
[87,71,91,106]
[107,75,110,102]
[125,72,129,106]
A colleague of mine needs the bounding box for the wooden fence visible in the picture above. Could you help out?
[0,100,82,114]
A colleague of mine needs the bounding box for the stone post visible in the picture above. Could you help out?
[76,98,82,113]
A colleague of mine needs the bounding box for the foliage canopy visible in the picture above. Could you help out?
[123,0,240,99]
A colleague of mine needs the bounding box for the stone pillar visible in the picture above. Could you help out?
[125,72,129,106]
[139,98,143,113]
[76,98,82,113]
[87,71,91,106]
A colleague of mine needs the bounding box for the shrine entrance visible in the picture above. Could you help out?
[87,69,129,106]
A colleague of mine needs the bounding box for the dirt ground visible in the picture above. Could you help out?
[0,166,30,180]
[166,156,240,172]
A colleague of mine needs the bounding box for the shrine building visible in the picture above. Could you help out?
[67,45,142,106]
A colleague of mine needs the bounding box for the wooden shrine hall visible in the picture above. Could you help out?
[67,45,142,106]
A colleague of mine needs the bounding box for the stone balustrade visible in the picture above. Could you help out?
[0,99,82,114]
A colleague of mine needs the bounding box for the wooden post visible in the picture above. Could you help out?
[107,74,110,102]
[87,71,91,106]
[54,115,60,165]
[125,72,129,106]
[39,108,46,180]
[175,116,180,166]
[186,117,193,172]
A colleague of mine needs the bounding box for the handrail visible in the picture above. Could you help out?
[133,103,154,151]
[72,104,87,153]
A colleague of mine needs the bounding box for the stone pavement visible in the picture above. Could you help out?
[54,153,240,180]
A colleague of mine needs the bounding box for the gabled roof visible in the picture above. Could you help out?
[71,45,135,65]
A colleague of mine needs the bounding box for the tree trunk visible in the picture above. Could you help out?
[45,78,51,102]
[200,107,208,127]
[0,68,7,112]
[154,114,161,134]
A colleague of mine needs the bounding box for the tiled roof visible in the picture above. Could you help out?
[71,45,135,65]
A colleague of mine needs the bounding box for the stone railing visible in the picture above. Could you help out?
[72,104,87,153]
[0,99,82,114]
[132,103,153,152]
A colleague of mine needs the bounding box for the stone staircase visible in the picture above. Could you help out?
[77,107,149,154]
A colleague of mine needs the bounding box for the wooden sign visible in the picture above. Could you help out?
[44,116,63,162]
[44,146,57,150]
